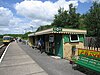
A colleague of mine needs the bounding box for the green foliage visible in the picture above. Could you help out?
[36,4,87,32]
[0,35,3,44]
[52,8,69,27]
[3,34,22,38]
[33,2,100,38]
[0,35,3,38]
[79,14,86,29]
[1,32,32,40]
[36,25,54,32]
[22,32,33,40]
[52,4,80,29]
[68,4,80,28]
[85,2,100,37]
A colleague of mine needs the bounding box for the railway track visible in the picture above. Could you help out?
[0,44,8,62]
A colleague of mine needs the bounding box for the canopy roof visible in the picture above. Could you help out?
[28,28,87,37]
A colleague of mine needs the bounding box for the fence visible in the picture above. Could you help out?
[84,37,100,51]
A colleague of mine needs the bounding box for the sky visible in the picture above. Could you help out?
[0,0,99,34]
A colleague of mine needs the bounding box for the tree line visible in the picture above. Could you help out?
[0,32,32,40]
[36,2,100,38]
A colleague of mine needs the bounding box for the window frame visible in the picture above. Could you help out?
[69,34,79,42]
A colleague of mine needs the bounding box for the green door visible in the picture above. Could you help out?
[55,34,63,58]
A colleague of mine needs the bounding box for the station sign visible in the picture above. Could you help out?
[53,27,62,32]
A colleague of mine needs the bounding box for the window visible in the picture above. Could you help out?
[70,34,79,42]
[3,37,11,40]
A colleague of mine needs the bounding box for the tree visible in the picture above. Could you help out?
[52,4,80,29]
[68,4,80,28]
[85,2,100,37]
[52,8,69,27]
[78,14,86,29]
[85,2,100,50]
[36,4,84,32]
[22,32,33,39]
[36,25,53,32]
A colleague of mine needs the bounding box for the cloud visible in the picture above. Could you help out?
[8,17,31,33]
[0,7,13,26]
[0,26,10,34]
[15,0,98,33]
[0,7,14,34]
[15,0,78,20]
[0,27,9,31]
[29,19,52,30]
[13,0,79,33]
[72,0,90,3]
[71,0,100,3]
[9,17,22,27]
[0,7,29,34]
[0,0,96,34]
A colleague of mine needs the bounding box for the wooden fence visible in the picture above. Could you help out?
[84,37,100,51]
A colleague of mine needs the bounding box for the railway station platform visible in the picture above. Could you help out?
[0,42,48,75]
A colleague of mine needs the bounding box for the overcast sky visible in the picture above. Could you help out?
[0,0,99,34]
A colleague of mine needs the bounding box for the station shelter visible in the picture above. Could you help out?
[28,27,87,60]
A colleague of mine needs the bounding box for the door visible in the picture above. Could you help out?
[55,34,63,58]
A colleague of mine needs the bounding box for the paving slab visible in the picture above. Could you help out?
[3,55,30,60]
[0,42,48,75]
[0,57,35,67]
[27,71,48,75]
[0,63,44,75]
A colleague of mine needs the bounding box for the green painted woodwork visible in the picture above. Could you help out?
[55,34,63,58]
[64,34,84,43]
[79,35,84,42]
[74,54,100,73]
[64,35,69,43]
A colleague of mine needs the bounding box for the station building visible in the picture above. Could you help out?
[28,27,87,60]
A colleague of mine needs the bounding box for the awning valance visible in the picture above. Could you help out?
[28,28,87,36]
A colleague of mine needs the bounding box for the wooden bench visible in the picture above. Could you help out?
[72,54,100,73]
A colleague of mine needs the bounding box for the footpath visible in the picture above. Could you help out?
[0,42,48,75]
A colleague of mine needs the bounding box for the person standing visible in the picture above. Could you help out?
[38,38,44,53]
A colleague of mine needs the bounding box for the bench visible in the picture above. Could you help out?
[72,54,100,73]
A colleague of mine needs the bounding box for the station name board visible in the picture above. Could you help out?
[53,27,62,32]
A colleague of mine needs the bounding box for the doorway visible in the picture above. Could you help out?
[55,34,63,58]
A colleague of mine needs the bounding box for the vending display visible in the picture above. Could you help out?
[49,35,54,42]
[49,34,55,54]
